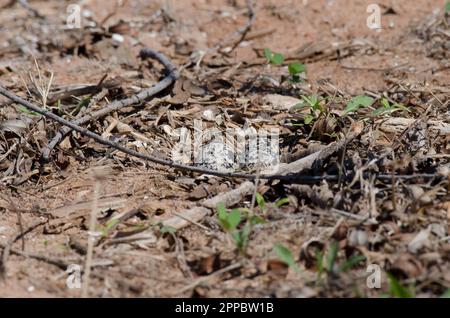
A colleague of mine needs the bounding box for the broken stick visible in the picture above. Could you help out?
[42,49,179,160]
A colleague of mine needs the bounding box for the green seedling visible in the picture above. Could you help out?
[264,48,285,65]
[160,225,177,234]
[231,222,251,253]
[275,197,290,207]
[217,203,264,254]
[255,193,266,211]
[70,96,91,116]
[316,250,325,282]
[97,218,120,236]
[324,131,338,139]
[339,254,366,272]
[326,240,339,273]
[387,273,415,298]
[343,95,374,115]
[372,98,409,116]
[273,243,300,272]
[293,94,327,125]
[441,289,450,298]
[288,61,307,83]
[264,48,307,82]
[17,105,38,116]
[315,241,366,283]
[217,202,242,231]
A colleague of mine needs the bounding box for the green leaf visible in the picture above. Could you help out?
[288,62,306,75]
[327,241,339,272]
[273,243,297,269]
[241,223,251,241]
[301,95,314,107]
[271,53,285,65]
[217,202,230,230]
[263,48,285,65]
[392,103,409,112]
[248,215,266,225]
[275,197,290,207]
[105,218,120,231]
[291,102,307,110]
[255,193,265,210]
[217,202,226,216]
[160,225,176,234]
[300,94,322,111]
[304,114,315,125]
[231,231,242,246]
[316,250,324,280]
[446,1,450,12]
[344,95,374,114]
[387,273,414,298]
[380,98,390,109]
[372,107,388,116]
[263,48,272,61]
[228,209,242,230]
[340,254,366,272]
[17,105,38,116]
[372,99,409,116]
[232,223,251,253]
[441,289,450,298]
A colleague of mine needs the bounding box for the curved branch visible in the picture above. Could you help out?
[41,49,179,160]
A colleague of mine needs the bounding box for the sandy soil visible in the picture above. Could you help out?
[0,0,449,297]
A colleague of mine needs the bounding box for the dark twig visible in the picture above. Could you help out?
[0,83,374,181]
[228,0,255,53]
[0,53,444,182]
[42,49,179,160]
[0,83,444,183]
[16,0,44,19]
[1,80,263,179]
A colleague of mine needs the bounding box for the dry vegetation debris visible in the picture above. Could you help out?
[0,0,449,298]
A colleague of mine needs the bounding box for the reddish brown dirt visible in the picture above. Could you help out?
[0,0,449,297]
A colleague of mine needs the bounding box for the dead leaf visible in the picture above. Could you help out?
[262,94,301,111]
[408,229,430,254]
[389,254,424,278]
[300,239,324,269]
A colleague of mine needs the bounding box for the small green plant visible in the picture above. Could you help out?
[343,95,374,115]
[70,96,91,116]
[217,203,242,231]
[339,254,366,272]
[275,197,290,207]
[273,243,299,272]
[217,203,263,254]
[441,289,450,298]
[160,225,176,234]
[387,273,415,298]
[315,241,366,283]
[264,48,306,82]
[316,250,325,282]
[97,218,120,236]
[255,193,266,211]
[293,94,327,125]
[288,61,307,83]
[326,241,339,273]
[264,48,285,65]
[231,223,251,253]
[372,98,409,116]
[17,105,38,116]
